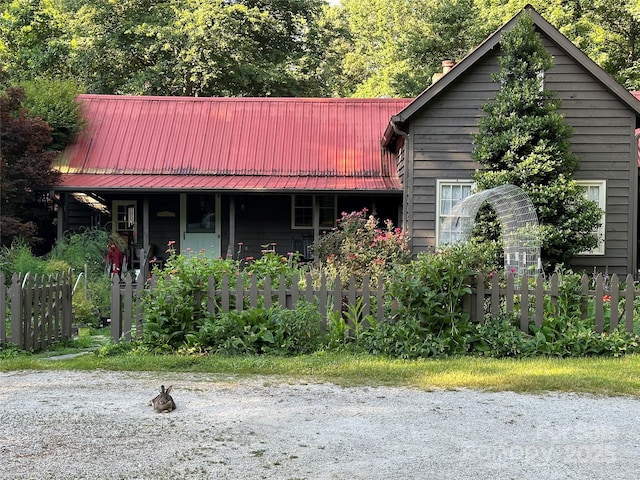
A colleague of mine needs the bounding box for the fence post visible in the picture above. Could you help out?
[135,274,145,338]
[122,274,133,341]
[361,275,370,318]
[610,274,619,332]
[594,273,604,334]
[0,273,5,346]
[470,273,484,323]
[24,274,34,350]
[111,273,122,342]
[207,275,217,315]
[317,274,328,328]
[580,274,590,321]
[63,270,73,340]
[520,272,529,332]
[263,275,272,309]
[222,275,230,312]
[278,274,287,308]
[10,273,23,348]
[625,274,635,333]
[375,277,384,325]
[332,276,342,319]
[534,274,544,328]
[290,274,300,307]
[235,274,244,311]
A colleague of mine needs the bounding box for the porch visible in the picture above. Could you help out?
[55,191,402,269]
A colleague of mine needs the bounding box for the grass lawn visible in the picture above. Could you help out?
[2,334,640,397]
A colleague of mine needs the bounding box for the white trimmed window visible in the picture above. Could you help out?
[436,180,474,246]
[292,195,337,229]
[576,180,606,255]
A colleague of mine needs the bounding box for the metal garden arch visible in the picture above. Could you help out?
[440,184,542,277]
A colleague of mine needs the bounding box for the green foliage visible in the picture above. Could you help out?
[243,249,300,288]
[467,315,527,358]
[0,241,46,279]
[325,298,376,352]
[19,77,85,151]
[376,243,493,358]
[311,209,411,286]
[1,1,639,97]
[141,245,250,351]
[138,239,640,359]
[471,12,601,270]
[48,227,111,278]
[72,294,99,327]
[0,85,59,250]
[178,301,324,356]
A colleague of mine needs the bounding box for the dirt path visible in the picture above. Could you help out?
[1,370,639,479]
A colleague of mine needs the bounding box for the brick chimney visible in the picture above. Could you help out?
[431,60,456,84]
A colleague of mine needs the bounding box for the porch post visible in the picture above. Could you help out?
[229,196,236,258]
[143,196,149,252]
[142,195,149,279]
[56,191,64,241]
[313,195,320,244]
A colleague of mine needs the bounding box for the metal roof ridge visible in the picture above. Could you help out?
[77,94,412,104]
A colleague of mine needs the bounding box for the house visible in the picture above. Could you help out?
[382,5,640,276]
[53,96,411,270]
[54,5,640,276]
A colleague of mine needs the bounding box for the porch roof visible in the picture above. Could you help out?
[55,95,412,193]
[57,173,401,192]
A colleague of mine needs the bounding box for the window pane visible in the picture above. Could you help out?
[187,194,216,232]
[319,196,336,228]
[294,195,313,227]
[438,181,473,245]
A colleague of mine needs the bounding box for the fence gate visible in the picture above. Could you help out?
[1,272,73,351]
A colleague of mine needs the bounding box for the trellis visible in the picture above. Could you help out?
[440,184,542,277]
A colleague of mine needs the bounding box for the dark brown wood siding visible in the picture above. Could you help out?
[406,33,638,274]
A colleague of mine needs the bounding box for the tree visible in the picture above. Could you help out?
[471,13,602,270]
[18,77,85,151]
[0,84,61,250]
[0,0,72,81]
[0,0,333,96]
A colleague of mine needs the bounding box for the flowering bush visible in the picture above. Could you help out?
[311,209,410,286]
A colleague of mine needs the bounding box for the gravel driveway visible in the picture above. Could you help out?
[1,369,640,479]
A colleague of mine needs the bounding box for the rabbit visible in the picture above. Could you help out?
[148,385,176,413]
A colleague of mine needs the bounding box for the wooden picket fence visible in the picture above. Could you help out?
[3,269,634,349]
[471,272,637,333]
[108,270,637,343]
[110,272,385,342]
[1,271,74,350]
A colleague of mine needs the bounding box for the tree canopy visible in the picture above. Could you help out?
[0,84,61,250]
[1,0,638,97]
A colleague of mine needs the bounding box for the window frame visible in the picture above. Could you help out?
[575,180,606,256]
[291,194,337,230]
[436,179,474,247]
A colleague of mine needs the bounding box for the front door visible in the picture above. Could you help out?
[112,200,138,270]
[180,193,221,257]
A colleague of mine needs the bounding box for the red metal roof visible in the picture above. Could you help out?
[56,95,412,192]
